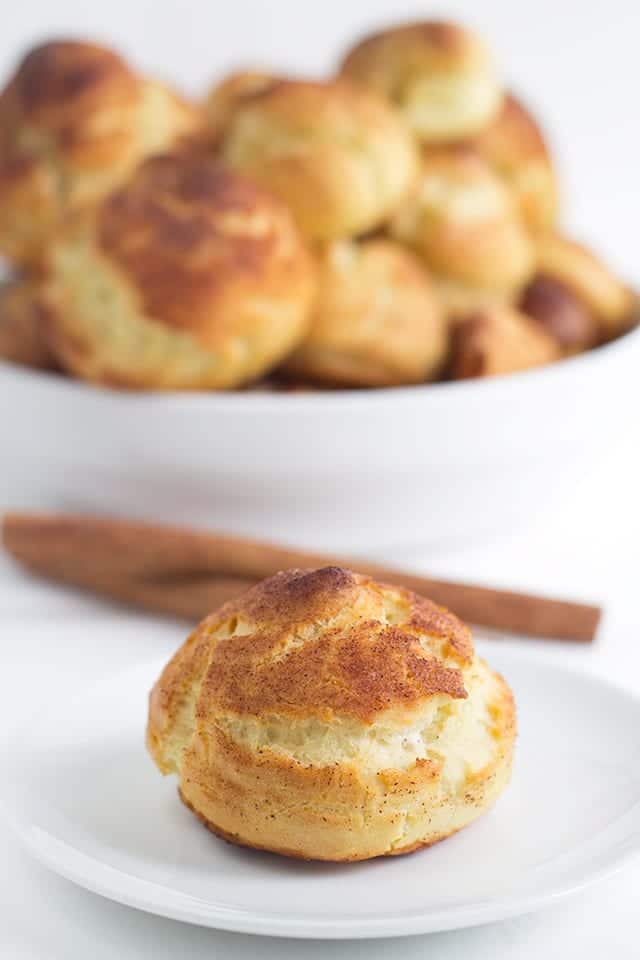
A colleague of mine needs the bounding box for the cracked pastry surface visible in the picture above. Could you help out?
[43,153,317,389]
[0,39,201,265]
[536,233,633,339]
[338,21,502,143]
[285,239,448,387]
[147,566,516,862]
[219,79,418,242]
[470,93,558,234]
[390,146,535,295]
[450,305,561,379]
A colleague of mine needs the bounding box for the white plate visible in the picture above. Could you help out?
[3,646,640,939]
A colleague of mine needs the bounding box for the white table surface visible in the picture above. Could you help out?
[2,429,639,959]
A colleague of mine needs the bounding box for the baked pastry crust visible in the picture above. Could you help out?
[0,277,56,370]
[471,93,558,234]
[391,146,535,294]
[147,566,516,862]
[338,21,502,143]
[220,79,418,241]
[204,70,277,145]
[451,305,561,379]
[285,239,447,386]
[519,273,598,352]
[536,234,633,338]
[432,279,510,322]
[0,40,201,265]
[44,153,317,389]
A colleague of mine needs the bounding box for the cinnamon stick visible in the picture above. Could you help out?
[1,513,602,641]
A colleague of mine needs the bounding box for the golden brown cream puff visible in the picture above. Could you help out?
[471,93,558,234]
[220,79,419,242]
[339,21,502,143]
[285,239,447,387]
[0,40,202,266]
[43,153,317,390]
[391,146,535,295]
[147,566,516,861]
[451,305,561,379]
[536,234,633,339]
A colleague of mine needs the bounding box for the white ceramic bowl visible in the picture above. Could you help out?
[2,329,640,553]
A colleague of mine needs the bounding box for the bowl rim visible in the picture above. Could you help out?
[2,322,639,415]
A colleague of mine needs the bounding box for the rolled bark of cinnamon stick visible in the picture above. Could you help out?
[1,512,602,641]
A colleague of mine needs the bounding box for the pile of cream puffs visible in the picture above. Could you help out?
[0,22,634,389]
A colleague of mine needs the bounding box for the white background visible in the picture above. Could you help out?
[2,1,640,957]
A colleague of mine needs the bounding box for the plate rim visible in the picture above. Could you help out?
[3,647,640,939]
